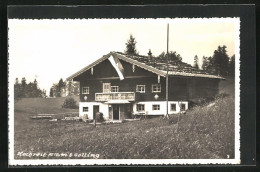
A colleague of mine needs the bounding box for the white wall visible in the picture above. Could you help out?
[79,102,109,120]
[133,101,188,115]
[79,101,189,120]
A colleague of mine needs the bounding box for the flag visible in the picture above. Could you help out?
[108,55,125,80]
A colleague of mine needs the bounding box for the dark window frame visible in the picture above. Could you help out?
[152,104,160,110]
[152,84,161,93]
[137,104,145,111]
[83,107,89,112]
[171,103,177,111]
[136,85,145,93]
[82,86,89,94]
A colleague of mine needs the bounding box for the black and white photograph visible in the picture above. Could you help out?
[8,8,244,165]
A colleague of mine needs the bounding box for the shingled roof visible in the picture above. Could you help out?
[67,52,224,80]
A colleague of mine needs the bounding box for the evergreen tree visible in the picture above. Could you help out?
[157,51,182,62]
[49,88,54,97]
[14,78,22,100]
[26,82,34,97]
[26,80,42,98]
[33,79,38,88]
[15,78,19,85]
[207,56,215,74]
[125,34,138,55]
[211,45,229,76]
[55,85,61,97]
[157,52,166,60]
[202,56,215,74]
[42,89,47,98]
[52,84,57,97]
[73,82,80,95]
[21,77,26,89]
[59,78,66,97]
[193,55,199,69]
[31,78,42,97]
[21,77,27,97]
[53,78,66,97]
[66,80,73,96]
[14,77,43,99]
[229,54,235,77]
[202,56,209,71]
[168,51,182,62]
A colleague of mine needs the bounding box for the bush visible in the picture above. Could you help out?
[62,97,78,109]
[189,97,216,108]
[95,112,104,122]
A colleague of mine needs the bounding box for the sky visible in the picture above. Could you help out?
[8,18,239,95]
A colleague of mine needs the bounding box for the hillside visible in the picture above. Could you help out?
[14,95,79,114]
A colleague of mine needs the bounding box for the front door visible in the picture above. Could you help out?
[112,105,120,120]
[93,105,99,119]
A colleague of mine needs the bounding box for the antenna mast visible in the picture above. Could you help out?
[165,23,169,119]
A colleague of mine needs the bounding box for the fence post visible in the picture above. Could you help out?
[175,100,182,132]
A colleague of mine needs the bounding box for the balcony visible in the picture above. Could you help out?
[95,92,135,102]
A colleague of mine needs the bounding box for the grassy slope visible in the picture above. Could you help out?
[14,80,235,159]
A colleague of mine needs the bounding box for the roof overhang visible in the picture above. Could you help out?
[67,52,113,81]
[167,71,224,79]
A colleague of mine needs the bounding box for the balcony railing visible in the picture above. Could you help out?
[95,92,135,101]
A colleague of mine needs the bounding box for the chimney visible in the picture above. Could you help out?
[147,49,152,60]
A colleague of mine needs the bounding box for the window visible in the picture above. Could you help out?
[111,86,119,92]
[171,103,177,111]
[82,87,89,94]
[152,84,161,93]
[103,83,111,93]
[137,104,145,111]
[136,85,145,93]
[83,107,89,112]
[181,103,186,111]
[152,104,160,110]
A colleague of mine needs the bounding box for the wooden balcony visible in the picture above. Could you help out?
[95,92,135,102]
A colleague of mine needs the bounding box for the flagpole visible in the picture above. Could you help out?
[165,23,169,119]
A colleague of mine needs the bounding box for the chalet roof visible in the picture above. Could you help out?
[67,52,224,80]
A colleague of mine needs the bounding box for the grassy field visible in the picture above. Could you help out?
[13,80,235,159]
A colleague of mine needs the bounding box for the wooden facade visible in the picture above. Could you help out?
[74,59,220,103]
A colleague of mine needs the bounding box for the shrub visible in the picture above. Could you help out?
[95,112,104,122]
[126,111,133,119]
[189,97,216,108]
[62,97,78,109]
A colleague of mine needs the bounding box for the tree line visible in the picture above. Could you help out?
[125,34,235,77]
[14,77,46,100]
[200,45,235,77]
[14,77,80,100]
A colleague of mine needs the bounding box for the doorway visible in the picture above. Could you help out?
[93,105,99,119]
[112,105,120,120]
